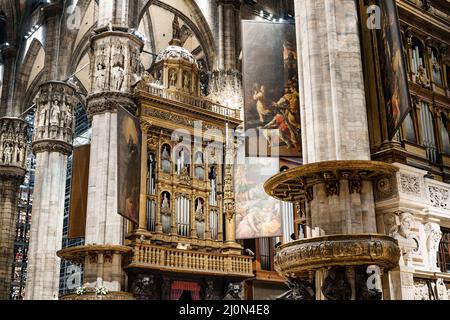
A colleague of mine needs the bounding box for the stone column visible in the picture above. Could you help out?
[289,0,399,300]
[25,81,76,300]
[0,117,28,299]
[218,0,240,70]
[79,5,143,292]
[295,0,376,235]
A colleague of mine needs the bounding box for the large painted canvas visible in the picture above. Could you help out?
[68,144,90,239]
[117,107,141,224]
[377,0,412,140]
[242,20,301,158]
[235,149,281,239]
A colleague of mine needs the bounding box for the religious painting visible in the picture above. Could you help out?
[117,107,141,224]
[377,0,412,140]
[235,151,281,239]
[68,144,90,239]
[242,20,301,158]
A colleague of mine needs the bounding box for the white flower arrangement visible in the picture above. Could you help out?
[96,286,109,296]
[76,287,87,295]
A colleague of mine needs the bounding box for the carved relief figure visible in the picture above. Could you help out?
[321,268,352,300]
[223,283,242,300]
[391,212,418,267]
[131,274,155,300]
[277,278,315,300]
[424,222,442,270]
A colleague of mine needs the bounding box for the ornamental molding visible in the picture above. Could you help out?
[274,234,400,276]
[86,92,137,118]
[32,140,73,155]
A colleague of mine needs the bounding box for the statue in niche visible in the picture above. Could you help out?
[131,274,155,300]
[391,212,418,267]
[38,107,47,127]
[176,147,187,175]
[204,281,215,300]
[112,41,125,68]
[161,192,171,214]
[424,222,442,269]
[169,69,177,88]
[195,200,204,222]
[195,199,205,238]
[160,192,171,233]
[321,267,352,300]
[95,44,107,90]
[3,143,13,164]
[195,152,204,180]
[63,96,72,128]
[112,41,125,91]
[223,283,242,300]
[161,146,171,173]
[277,278,315,300]
[183,72,191,91]
[415,64,430,88]
[112,67,124,90]
[50,98,61,126]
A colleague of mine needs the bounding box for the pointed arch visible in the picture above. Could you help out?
[14,38,45,113]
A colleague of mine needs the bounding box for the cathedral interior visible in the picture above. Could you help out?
[0,0,449,301]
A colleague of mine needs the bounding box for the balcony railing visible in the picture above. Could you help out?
[141,84,241,120]
[128,243,253,277]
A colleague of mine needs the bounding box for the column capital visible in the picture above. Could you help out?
[90,31,144,95]
[86,92,137,118]
[0,117,28,179]
[32,81,77,154]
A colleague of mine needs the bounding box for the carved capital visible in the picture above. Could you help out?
[32,140,73,155]
[34,81,77,148]
[0,117,28,170]
[86,92,137,118]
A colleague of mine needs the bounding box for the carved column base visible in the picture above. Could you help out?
[220,241,242,255]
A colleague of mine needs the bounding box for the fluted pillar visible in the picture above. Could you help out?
[0,117,28,299]
[25,81,76,300]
